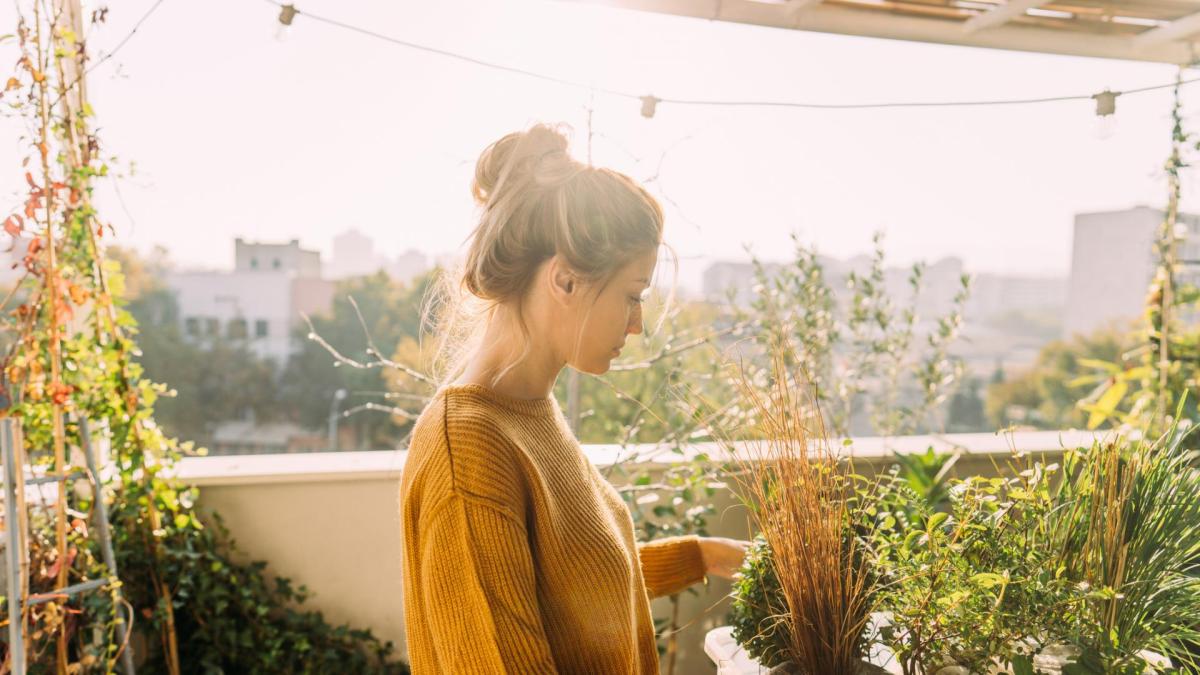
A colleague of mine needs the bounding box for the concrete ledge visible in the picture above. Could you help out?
[170,429,1107,487]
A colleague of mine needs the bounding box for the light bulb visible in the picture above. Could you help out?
[275,4,297,42]
[640,95,660,119]
[1092,89,1118,140]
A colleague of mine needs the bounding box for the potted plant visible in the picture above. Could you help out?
[718,414,1200,674]
[716,341,887,674]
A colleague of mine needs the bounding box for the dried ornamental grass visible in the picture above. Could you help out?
[724,341,878,674]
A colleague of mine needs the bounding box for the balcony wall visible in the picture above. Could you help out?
[168,430,1101,674]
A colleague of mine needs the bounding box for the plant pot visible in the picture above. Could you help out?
[704,626,1171,675]
[705,625,901,674]
[764,661,892,675]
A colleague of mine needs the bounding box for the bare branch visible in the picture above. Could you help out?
[340,401,419,421]
[608,319,748,372]
[300,308,435,386]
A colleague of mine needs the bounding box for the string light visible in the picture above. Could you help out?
[278,4,297,26]
[275,4,297,41]
[262,1,1197,124]
[640,95,660,119]
[1093,89,1118,117]
[1092,89,1119,139]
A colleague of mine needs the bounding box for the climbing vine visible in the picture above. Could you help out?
[1,4,407,672]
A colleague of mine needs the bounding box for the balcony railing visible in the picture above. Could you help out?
[156,429,1103,673]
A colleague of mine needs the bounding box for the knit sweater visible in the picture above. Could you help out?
[399,383,708,674]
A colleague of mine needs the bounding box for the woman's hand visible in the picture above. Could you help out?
[698,536,752,580]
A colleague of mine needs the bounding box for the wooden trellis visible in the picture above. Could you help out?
[2,414,135,675]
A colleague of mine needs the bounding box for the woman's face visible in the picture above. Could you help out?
[569,248,657,375]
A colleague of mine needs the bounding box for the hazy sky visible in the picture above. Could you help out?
[1,0,1197,291]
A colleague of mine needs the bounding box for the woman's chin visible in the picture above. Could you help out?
[573,359,612,376]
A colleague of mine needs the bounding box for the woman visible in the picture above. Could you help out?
[400,124,750,674]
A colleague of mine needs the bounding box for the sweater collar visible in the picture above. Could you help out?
[442,383,557,418]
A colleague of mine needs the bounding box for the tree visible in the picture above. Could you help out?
[279,271,434,449]
[946,376,986,432]
[983,329,1129,430]
[107,245,282,448]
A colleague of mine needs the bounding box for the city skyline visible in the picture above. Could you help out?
[1,0,1197,294]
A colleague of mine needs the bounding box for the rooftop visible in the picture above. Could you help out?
[576,0,1200,63]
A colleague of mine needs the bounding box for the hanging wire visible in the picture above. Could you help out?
[262,0,1200,113]
[86,0,170,76]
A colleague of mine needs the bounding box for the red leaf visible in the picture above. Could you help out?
[3,216,20,237]
[50,382,72,406]
[24,172,35,189]
[43,546,79,579]
[67,282,88,305]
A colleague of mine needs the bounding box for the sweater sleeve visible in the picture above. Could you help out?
[417,492,559,674]
[637,534,708,599]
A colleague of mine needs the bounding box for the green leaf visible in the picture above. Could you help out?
[1077,358,1121,374]
[903,530,924,551]
[1087,380,1128,430]
[969,572,1006,589]
[926,512,949,531]
[1066,374,1106,388]
[1010,654,1035,675]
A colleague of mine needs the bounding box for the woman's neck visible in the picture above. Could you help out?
[454,320,563,400]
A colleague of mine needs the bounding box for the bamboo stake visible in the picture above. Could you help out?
[31,2,70,670]
[46,1,181,670]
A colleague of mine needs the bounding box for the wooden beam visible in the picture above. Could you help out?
[567,0,1196,64]
[1132,11,1200,49]
[786,0,825,22]
[962,0,1051,33]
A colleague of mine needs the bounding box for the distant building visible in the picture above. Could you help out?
[210,419,328,455]
[702,260,781,306]
[330,229,382,279]
[968,274,1067,321]
[235,238,321,277]
[701,254,1067,376]
[1063,206,1200,338]
[329,229,430,285]
[387,248,430,286]
[168,238,333,364]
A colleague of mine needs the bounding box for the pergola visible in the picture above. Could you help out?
[577,0,1200,64]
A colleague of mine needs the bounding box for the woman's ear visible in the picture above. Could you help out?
[546,255,577,307]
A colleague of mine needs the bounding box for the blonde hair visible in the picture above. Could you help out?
[422,123,675,388]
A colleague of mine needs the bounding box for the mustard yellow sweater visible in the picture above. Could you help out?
[399,383,708,674]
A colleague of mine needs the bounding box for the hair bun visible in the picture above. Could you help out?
[471,124,572,206]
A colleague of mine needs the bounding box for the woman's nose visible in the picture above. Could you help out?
[628,311,644,335]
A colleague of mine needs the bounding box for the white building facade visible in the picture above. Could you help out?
[1064,206,1200,338]
[168,239,334,365]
